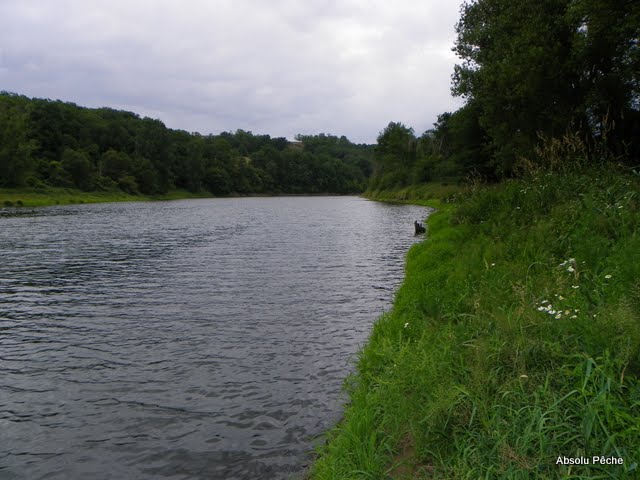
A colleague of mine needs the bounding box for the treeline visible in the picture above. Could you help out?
[0,92,373,195]
[370,0,639,190]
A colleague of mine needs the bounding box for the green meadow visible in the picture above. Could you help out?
[311,165,640,479]
[0,187,212,208]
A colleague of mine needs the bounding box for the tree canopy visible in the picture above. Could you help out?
[0,92,374,195]
[367,0,639,191]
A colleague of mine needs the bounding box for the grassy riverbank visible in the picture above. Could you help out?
[0,187,359,208]
[311,167,640,478]
[0,187,214,207]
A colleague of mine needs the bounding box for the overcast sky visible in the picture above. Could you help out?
[0,0,465,144]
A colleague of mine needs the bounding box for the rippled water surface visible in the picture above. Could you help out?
[0,196,429,479]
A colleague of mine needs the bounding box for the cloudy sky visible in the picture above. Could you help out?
[0,0,465,144]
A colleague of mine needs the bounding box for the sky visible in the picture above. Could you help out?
[0,0,466,144]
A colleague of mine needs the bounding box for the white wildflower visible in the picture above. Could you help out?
[567,266,575,273]
[404,322,409,328]
[572,285,579,289]
[558,295,565,300]
[605,274,612,279]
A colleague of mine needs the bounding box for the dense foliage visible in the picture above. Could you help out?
[0,92,373,195]
[368,0,639,191]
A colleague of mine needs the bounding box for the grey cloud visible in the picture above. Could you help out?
[0,0,465,143]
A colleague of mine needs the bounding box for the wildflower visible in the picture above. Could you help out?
[567,266,575,273]
[520,374,528,378]
[555,313,562,319]
[404,322,409,328]
[549,310,556,315]
[605,274,612,279]
[541,300,549,304]
[558,295,565,300]
[572,285,579,289]
[565,310,570,315]
[571,315,577,319]
[560,258,575,267]
[491,263,495,267]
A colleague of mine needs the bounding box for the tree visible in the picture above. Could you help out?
[453,0,640,173]
[566,0,640,161]
[453,0,578,174]
[373,122,417,188]
[101,149,132,181]
[61,148,94,190]
[0,94,36,186]
[136,118,170,192]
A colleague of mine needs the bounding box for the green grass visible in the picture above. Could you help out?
[0,187,213,207]
[311,166,640,479]
[364,182,467,206]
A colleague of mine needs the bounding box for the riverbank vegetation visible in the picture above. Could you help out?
[312,0,639,477]
[367,0,638,191]
[0,93,373,203]
[0,186,215,208]
[312,163,640,478]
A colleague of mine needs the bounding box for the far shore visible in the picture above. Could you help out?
[0,187,361,208]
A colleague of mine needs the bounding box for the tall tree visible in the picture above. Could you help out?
[453,0,640,173]
[453,0,577,173]
[372,122,417,188]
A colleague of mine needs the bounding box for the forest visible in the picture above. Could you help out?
[0,92,374,196]
[369,0,639,191]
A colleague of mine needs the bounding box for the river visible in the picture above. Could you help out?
[0,196,429,479]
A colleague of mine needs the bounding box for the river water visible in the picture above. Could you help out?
[0,196,429,480]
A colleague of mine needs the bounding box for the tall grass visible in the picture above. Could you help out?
[311,165,640,479]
